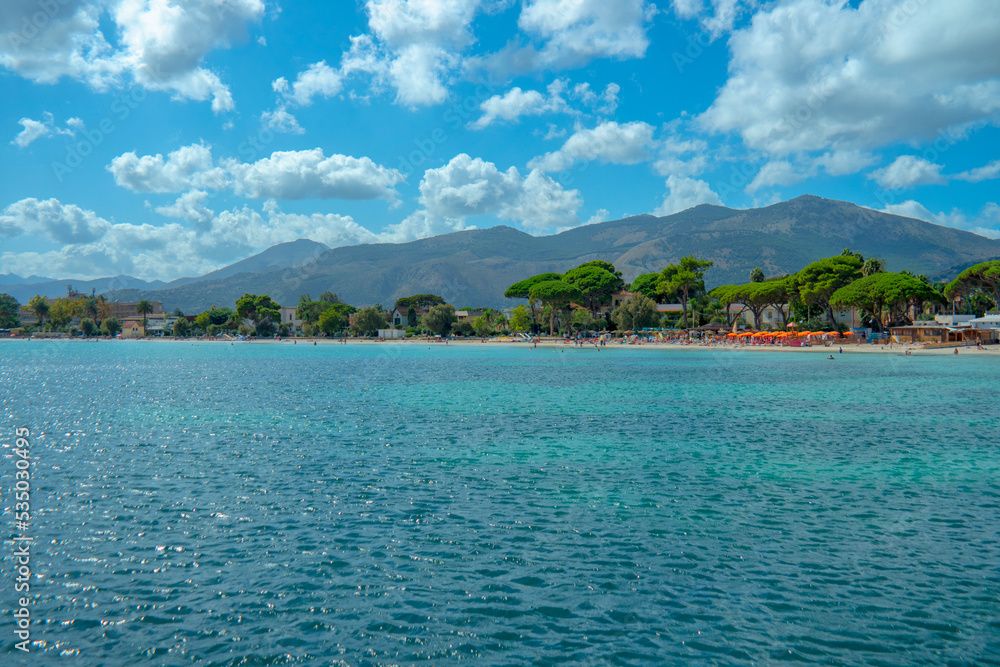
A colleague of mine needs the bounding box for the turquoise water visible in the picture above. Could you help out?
[1,340,999,665]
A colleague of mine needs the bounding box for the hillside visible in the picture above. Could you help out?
[101,195,1000,312]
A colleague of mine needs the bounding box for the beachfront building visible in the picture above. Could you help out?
[111,300,163,320]
[888,323,989,344]
[390,306,427,327]
[122,317,145,338]
[279,306,302,333]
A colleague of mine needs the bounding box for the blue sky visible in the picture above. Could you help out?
[2,0,998,281]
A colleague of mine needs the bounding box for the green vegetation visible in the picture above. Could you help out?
[350,307,387,336]
[831,272,943,331]
[422,304,457,336]
[235,293,281,336]
[29,295,49,329]
[395,294,446,310]
[102,317,121,337]
[658,256,714,329]
[136,299,154,332]
[529,280,582,335]
[610,294,658,331]
[0,293,20,329]
[944,260,1000,310]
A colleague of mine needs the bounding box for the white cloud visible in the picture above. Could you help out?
[473,87,550,128]
[415,153,581,232]
[654,175,722,216]
[261,107,304,134]
[110,145,403,203]
[0,196,384,281]
[513,0,657,69]
[380,209,474,243]
[10,112,78,147]
[747,160,807,193]
[954,159,1000,183]
[209,200,381,249]
[881,200,1000,239]
[227,149,404,202]
[654,134,709,177]
[471,79,620,129]
[699,0,1000,155]
[672,0,758,38]
[0,197,110,244]
[572,82,620,115]
[0,0,263,112]
[869,156,946,190]
[815,149,877,176]
[108,143,227,193]
[155,190,215,226]
[529,120,655,171]
[272,61,343,107]
[11,117,51,148]
[113,0,264,112]
[331,0,484,107]
[0,0,121,89]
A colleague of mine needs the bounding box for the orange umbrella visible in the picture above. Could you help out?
[843,331,855,336]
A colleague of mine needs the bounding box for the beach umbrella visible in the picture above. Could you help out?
[843,331,855,336]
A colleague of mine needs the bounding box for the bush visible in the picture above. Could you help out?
[452,320,474,336]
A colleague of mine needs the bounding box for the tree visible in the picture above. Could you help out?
[505,272,563,329]
[611,294,658,331]
[407,306,417,327]
[509,305,531,332]
[831,272,942,330]
[563,263,624,315]
[794,254,863,324]
[135,299,153,333]
[235,293,281,334]
[944,260,1000,310]
[529,280,582,335]
[422,304,457,336]
[0,293,20,328]
[80,318,97,337]
[750,266,765,283]
[29,295,49,329]
[318,308,347,336]
[659,256,714,329]
[172,318,191,337]
[571,308,596,332]
[319,291,342,304]
[629,272,661,300]
[862,257,885,277]
[48,298,76,329]
[472,315,493,337]
[351,307,388,336]
[395,294,446,310]
[102,317,121,337]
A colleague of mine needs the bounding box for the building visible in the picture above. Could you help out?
[122,317,145,338]
[279,306,302,332]
[390,305,428,327]
[111,301,163,320]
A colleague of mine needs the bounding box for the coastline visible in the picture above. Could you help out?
[5,336,999,356]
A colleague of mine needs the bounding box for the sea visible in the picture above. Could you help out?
[1,340,998,666]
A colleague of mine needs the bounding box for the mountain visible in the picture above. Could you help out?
[102,195,1000,312]
[0,274,55,286]
[2,275,165,305]
[163,238,329,289]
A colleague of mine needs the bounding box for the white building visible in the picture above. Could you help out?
[279,306,302,332]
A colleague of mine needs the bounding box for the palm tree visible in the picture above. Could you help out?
[862,257,884,276]
[136,299,153,335]
[750,266,765,283]
[29,295,49,329]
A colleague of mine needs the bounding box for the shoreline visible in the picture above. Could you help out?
[4,336,999,356]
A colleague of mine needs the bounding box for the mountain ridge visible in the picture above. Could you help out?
[24,195,1000,312]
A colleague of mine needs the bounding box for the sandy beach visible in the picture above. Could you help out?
[11,335,999,356]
